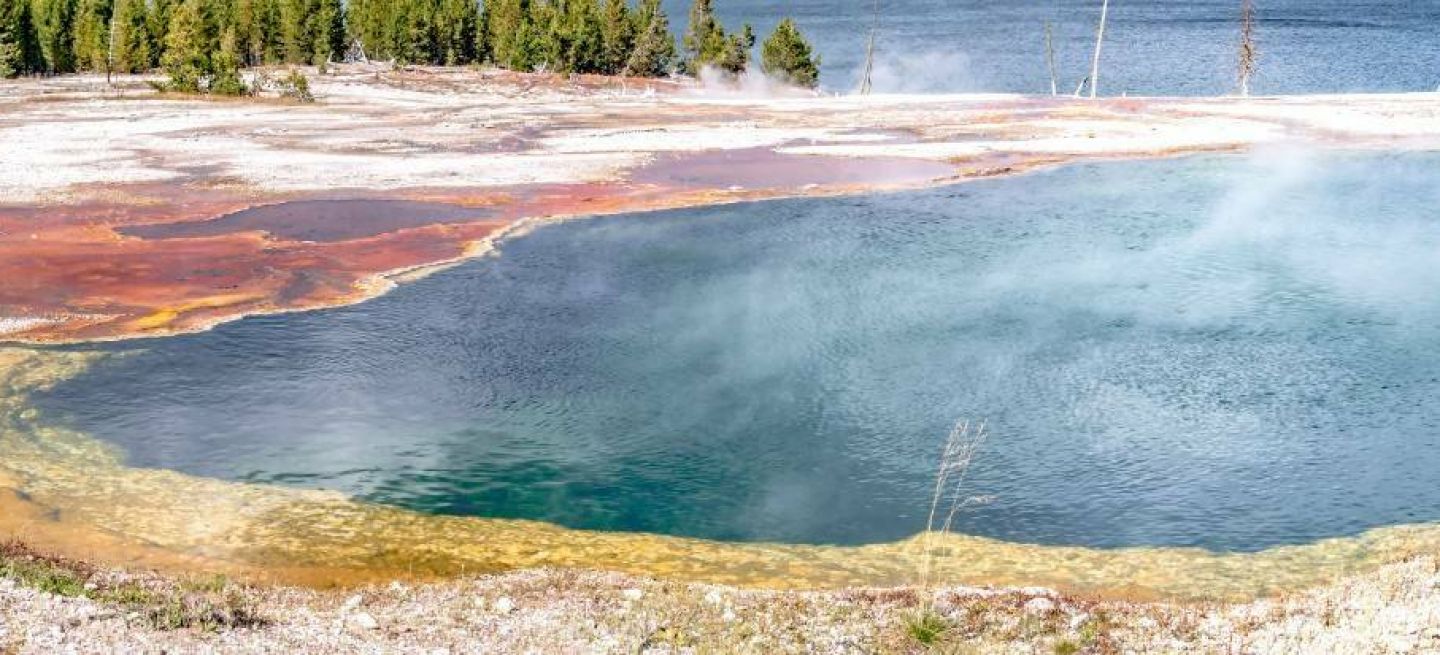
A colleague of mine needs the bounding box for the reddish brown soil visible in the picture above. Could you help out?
[0,147,961,344]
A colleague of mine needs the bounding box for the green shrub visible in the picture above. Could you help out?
[277,69,315,102]
[2,540,266,632]
[902,608,952,646]
[208,27,250,96]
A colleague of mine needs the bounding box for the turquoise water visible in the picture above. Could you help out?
[36,151,1440,550]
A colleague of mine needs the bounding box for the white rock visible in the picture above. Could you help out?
[1068,612,1091,631]
[1024,597,1057,615]
[341,594,364,612]
[722,609,738,623]
[493,597,515,615]
[621,588,643,601]
[349,612,379,631]
[703,590,724,605]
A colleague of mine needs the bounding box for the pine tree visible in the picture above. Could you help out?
[278,0,310,63]
[342,0,377,59]
[109,0,150,72]
[485,0,536,70]
[255,0,280,63]
[0,1,21,76]
[69,0,108,71]
[198,0,228,59]
[398,0,436,64]
[681,0,747,75]
[712,21,750,74]
[161,0,206,91]
[759,17,817,88]
[1,0,749,82]
[436,0,477,65]
[0,0,44,76]
[209,23,247,93]
[528,0,557,69]
[478,0,495,62]
[36,0,78,73]
[680,0,713,72]
[623,0,670,76]
[231,0,259,64]
[146,0,174,66]
[310,0,340,64]
[597,0,630,75]
[542,0,601,73]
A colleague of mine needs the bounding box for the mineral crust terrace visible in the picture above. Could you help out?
[4,64,1440,343]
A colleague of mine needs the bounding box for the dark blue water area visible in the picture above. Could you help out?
[664,0,1440,95]
[33,151,1440,550]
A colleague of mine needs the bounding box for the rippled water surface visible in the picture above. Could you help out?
[675,0,1440,94]
[36,151,1440,550]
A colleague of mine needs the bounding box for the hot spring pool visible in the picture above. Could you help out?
[34,150,1440,552]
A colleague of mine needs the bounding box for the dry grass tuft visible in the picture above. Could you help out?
[918,419,992,591]
[0,539,266,631]
[902,419,994,650]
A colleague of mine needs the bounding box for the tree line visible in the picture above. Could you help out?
[0,0,819,87]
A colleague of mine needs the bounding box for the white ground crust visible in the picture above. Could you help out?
[6,71,1440,204]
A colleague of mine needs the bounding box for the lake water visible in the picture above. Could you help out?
[673,0,1440,95]
[35,150,1440,551]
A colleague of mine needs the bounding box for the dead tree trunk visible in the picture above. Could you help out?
[1044,21,1058,96]
[1238,0,1257,96]
[106,10,116,85]
[859,31,875,94]
[1089,0,1110,98]
[859,0,880,95]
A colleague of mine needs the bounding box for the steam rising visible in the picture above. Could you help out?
[30,150,1440,555]
[691,64,820,98]
[979,146,1440,330]
[862,49,977,94]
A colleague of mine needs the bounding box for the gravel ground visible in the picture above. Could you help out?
[2,546,1437,654]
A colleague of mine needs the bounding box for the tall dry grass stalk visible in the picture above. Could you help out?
[916,419,992,593]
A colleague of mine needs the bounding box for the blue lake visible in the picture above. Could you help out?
[673,0,1440,95]
[35,151,1440,551]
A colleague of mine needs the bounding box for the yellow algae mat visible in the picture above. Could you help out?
[2,347,1436,600]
